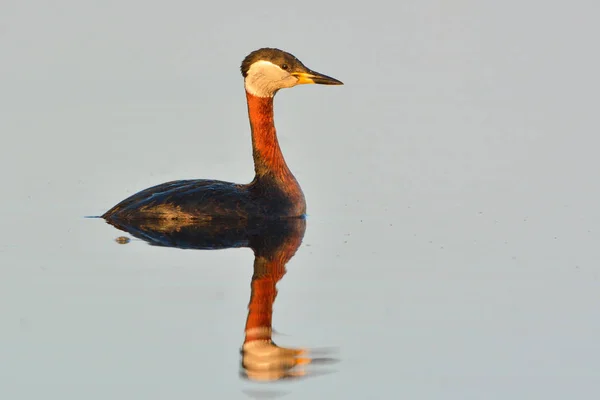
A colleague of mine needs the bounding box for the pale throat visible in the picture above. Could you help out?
[244,60,297,98]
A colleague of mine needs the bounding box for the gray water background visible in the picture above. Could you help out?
[1,1,599,398]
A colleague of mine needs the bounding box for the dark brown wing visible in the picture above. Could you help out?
[103,179,263,220]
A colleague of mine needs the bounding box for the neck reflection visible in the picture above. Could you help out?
[106,217,331,381]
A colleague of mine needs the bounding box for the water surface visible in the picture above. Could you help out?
[1,1,599,399]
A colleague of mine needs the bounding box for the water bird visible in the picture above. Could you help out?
[102,48,343,221]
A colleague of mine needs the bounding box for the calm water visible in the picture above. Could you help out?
[2,1,599,399]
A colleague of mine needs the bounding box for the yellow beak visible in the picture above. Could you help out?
[291,70,343,85]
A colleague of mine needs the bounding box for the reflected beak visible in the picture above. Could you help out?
[291,70,344,85]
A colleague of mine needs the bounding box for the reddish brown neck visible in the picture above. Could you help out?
[245,91,296,183]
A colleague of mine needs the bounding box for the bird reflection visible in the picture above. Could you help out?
[105,216,334,381]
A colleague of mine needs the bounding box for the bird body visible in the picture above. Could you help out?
[103,48,342,221]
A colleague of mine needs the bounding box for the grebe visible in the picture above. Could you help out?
[102,48,342,221]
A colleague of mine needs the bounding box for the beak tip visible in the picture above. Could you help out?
[319,78,344,86]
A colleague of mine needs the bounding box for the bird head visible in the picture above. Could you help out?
[241,48,343,98]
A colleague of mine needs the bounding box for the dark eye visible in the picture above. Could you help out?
[281,64,289,70]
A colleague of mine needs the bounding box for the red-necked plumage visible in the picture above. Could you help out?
[102,48,342,221]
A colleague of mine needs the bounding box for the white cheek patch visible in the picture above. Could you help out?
[245,60,298,97]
